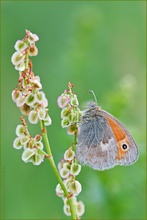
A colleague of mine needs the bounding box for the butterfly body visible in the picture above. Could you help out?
[76,102,139,171]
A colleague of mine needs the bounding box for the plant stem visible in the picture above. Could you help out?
[40,120,77,220]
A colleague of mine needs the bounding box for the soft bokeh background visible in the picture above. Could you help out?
[1,1,146,219]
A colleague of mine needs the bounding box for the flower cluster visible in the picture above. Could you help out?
[11,30,51,126]
[12,31,85,218]
[57,83,84,217]
[11,29,39,71]
[56,147,85,217]
[13,118,45,165]
[57,82,81,134]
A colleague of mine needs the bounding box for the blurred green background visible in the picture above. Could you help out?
[1,1,146,219]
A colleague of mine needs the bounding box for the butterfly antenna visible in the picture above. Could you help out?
[88,90,98,103]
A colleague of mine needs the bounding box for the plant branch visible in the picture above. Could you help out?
[40,120,77,220]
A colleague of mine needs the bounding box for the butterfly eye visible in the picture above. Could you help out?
[122,144,128,150]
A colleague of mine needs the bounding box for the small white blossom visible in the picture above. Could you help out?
[64,148,75,161]
[67,180,82,196]
[44,115,52,126]
[16,125,24,137]
[13,137,23,149]
[63,204,71,216]
[26,93,37,107]
[38,108,46,120]
[11,51,25,66]
[55,183,64,197]
[28,110,39,124]
[70,162,81,176]
[76,201,85,216]
[14,40,28,52]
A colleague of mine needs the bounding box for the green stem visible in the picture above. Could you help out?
[40,120,77,220]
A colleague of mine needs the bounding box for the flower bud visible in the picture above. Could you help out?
[14,40,28,52]
[67,124,77,135]
[63,162,71,170]
[13,137,23,149]
[70,162,81,176]
[57,94,70,109]
[67,180,82,196]
[20,136,29,145]
[64,148,75,161]
[61,118,70,128]
[11,51,25,66]
[15,62,25,71]
[12,90,21,102]
[58,159,64,171]
[20,104,31,116]
[28,45,38,56]
[38,108,46,120]
[16,125,24,136]
[26,93,36,106]
[68,111,77,123]
[31,79,42,90]
[61,107,71,118]
[55,183,64,197]
[28,110,39,124]
[22,148,35,162]
[32,153,44,165]
[36,91,45,104]
[70,95,79,106]
[76,201,85,216]
[16,95,27,107]
[60,168,70,178]
[63,204,71,216]
[28,32,39,43]
[44,115,52,126]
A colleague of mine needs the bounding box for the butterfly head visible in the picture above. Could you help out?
[87,101,99,109]
[87,90,101,110]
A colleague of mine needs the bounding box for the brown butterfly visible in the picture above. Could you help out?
[76,96,139,171]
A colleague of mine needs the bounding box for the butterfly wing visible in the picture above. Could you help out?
[76,112,118,170]
[100,110,139,166]
[76,106,138,171]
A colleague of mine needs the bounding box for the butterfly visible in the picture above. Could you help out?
[76,100,139,171]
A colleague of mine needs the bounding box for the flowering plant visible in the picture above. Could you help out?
[11,30,85,219]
